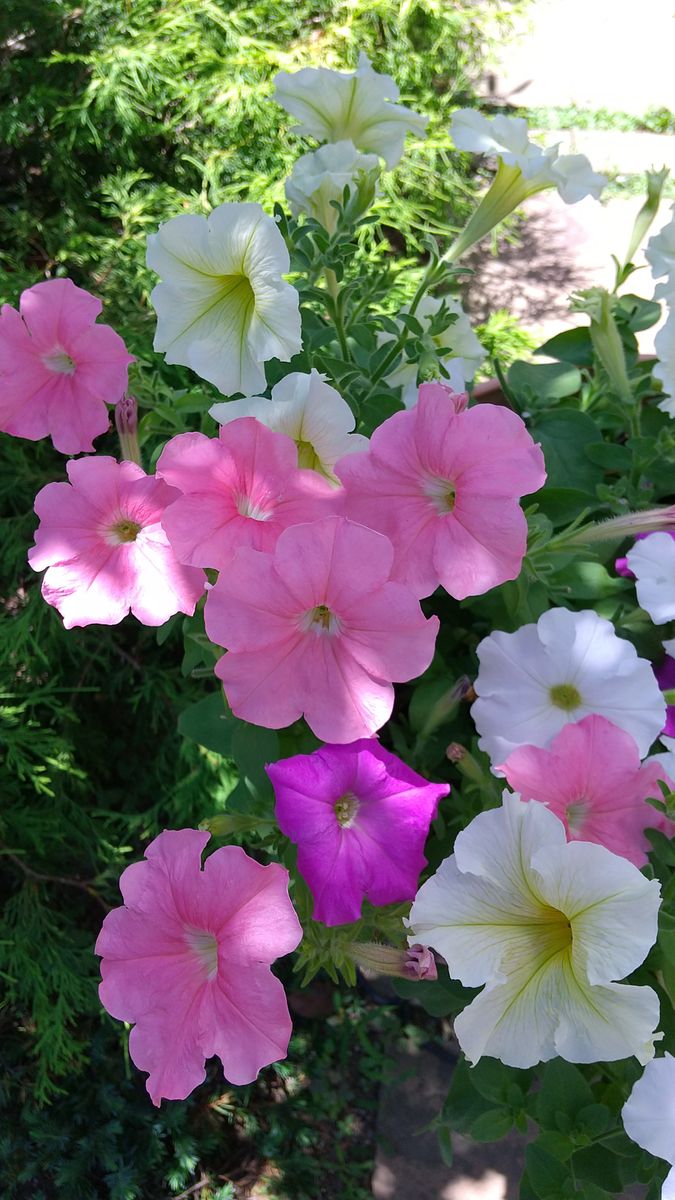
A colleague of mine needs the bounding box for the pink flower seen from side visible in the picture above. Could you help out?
[156,418,339,571]
[95,829,302,1104]
[28,456,205,628]
[267,740,449,925]
[335,391,546,600]
[0,279,133,454]
[501,714,668,867]
[204,516,439,742]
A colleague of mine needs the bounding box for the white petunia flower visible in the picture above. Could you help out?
[147,202,302,397]
[380,295,486,408]
[285,140,380,232]
[209,368,368,483]
[450,109,606,204]
[472,607,666,765]
[664,638,675,658]
[648,735,675,784]
[646,203,675,294]
[273,53,428,169]
[626,532,675,624]
[654,308,675,418]
[408,793,661,1069]
[622,1054,675,1200]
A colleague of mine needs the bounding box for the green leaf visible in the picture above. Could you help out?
[442,1056,496,1133]
[536,327,594,367]
[535,1131,575,1162]
[177,693,233,757]
[535,1061,594,1131]
[615,293,662,332]
[530,409,605,493]
[470,1107,513,1142]
[584,442,633,470]
[534,487,601,527]
[393,967,475,1017]
[230,723,279,798]
[577,1103,610,1138]
[525,1144,570,1198]
[436,1125,454,1167]
[357,392,404,437]
[508,360,583,404]
[572,1144,623,1191]
[549,561,630,600]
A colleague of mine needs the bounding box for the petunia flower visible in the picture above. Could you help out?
[472,607,666,765]
[204,515,438,743]
[0,278,133,454]
[147,202,302,397]
[267,740,449,925]
[622,1054,675,1200]
[95,829,302,1104]
[646,202,675,296]
[285,140,380,232]
[209,369,368,483]
[654,308,675,418]
[615,530,675,579]
[156,417,338,570]
[656,655,675,738]
[335,388,546,600]
[501,714,668,867]
[626,532,675,624]
[273,53,427,169]
[28,456,205,628]
[648,735,675,786]
[407,792,661,1068]
[378,294,486,408]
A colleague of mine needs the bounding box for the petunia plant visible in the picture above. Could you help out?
[4,51,675,1199]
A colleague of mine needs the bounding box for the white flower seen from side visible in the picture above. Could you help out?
[646,203,675,298]
[654,308,675,418]
[626,532,675,624]
[648,736,675,786]
[622,1054,675,1200]
[380,294,486,408]
[273,53,428,169]
[147,202,302,397]
[285,140,380,233]
[472,607,666,765]
[209,369,368,482]
[407,793,661,1069]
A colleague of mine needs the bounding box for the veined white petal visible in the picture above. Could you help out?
[627,532,675,625]
[622,1053,675,1165]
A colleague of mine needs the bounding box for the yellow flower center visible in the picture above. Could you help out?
[303,603,341,635]
[185,929,219,980]
[334,791,360,828]
[422,475,457,514]
[110,518,142,544]
[549,683,582,711]
[296,439,322,471]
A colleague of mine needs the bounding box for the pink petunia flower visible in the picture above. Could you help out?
[28,456,205,628]
[0,279,133,454]
[267,740,449,925]
[156,418,339,571]
[417,379,469,413]
[501,714,668,867]
[95,829,302,1104]
[335,390,546,600]
[204,516,439,743]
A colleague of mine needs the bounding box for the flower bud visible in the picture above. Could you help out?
[348,941,436,981]
[115,395,141,465]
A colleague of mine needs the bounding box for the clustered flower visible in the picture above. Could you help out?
[6,54,675,1134]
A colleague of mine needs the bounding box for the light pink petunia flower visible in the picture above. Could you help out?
[28,456,205,628]
[156,418,339,571]
[0,278,133,454]
[501,714,669,867]
[335,391,546,600]
[95,829,302,1104]
[267,739,449,925]
[204,516,439,742]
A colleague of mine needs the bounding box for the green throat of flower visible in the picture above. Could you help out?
[111,518,142,544]
[334,791,359,828]
[549,682,582,712]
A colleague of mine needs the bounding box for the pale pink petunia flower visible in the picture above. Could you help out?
[501,714,668,867]
[267,739,449,925]
[95,829,302,1104]
[0,279,133,454]
[417,379,469,413]
[204,516,439,742]
[156,418,339,571]
[335,391,546,600]
[28,456,205,628]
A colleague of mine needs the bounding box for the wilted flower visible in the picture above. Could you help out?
[472,608,666,765]
[267,739,448,925]
[285,140,380,232]
[407,793,661,1068]
[147,202,302,397]
[209,369,368,483]
[274,53,427,168]
[0,279,133,454]
[622,1054,675,1200]
[28,457,205,628]
[96,830,302,1104]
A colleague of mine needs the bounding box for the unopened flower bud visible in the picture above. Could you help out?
[445,743,488,785]
[567,506,675,548]
[349,941,436,981]
[115,395,141,465]
[404,943,438,981]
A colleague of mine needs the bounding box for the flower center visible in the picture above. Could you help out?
[296,439,322,471]
[302,604,341,635]
[566,800,589,837]
[549,683,582,711]
[215,273,256,316]
[235,492,272,521]
[422,475,457,515]
[109,517,142,544]
[334,791,360,828]
[185,929,219,981]
[541,907,574,955]
[42,347,77,376]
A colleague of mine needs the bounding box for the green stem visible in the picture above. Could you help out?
[370,261,440,387]
[324,267,352,361]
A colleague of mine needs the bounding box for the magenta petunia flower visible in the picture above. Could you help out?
[156,418,339,571]
[204,516,439,742]
[267,740,449,925]
[335,391,546,600]
[95,830,302,1104]
[501,714,668,867]
[0,279,133,454]
[28,456,205,628]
